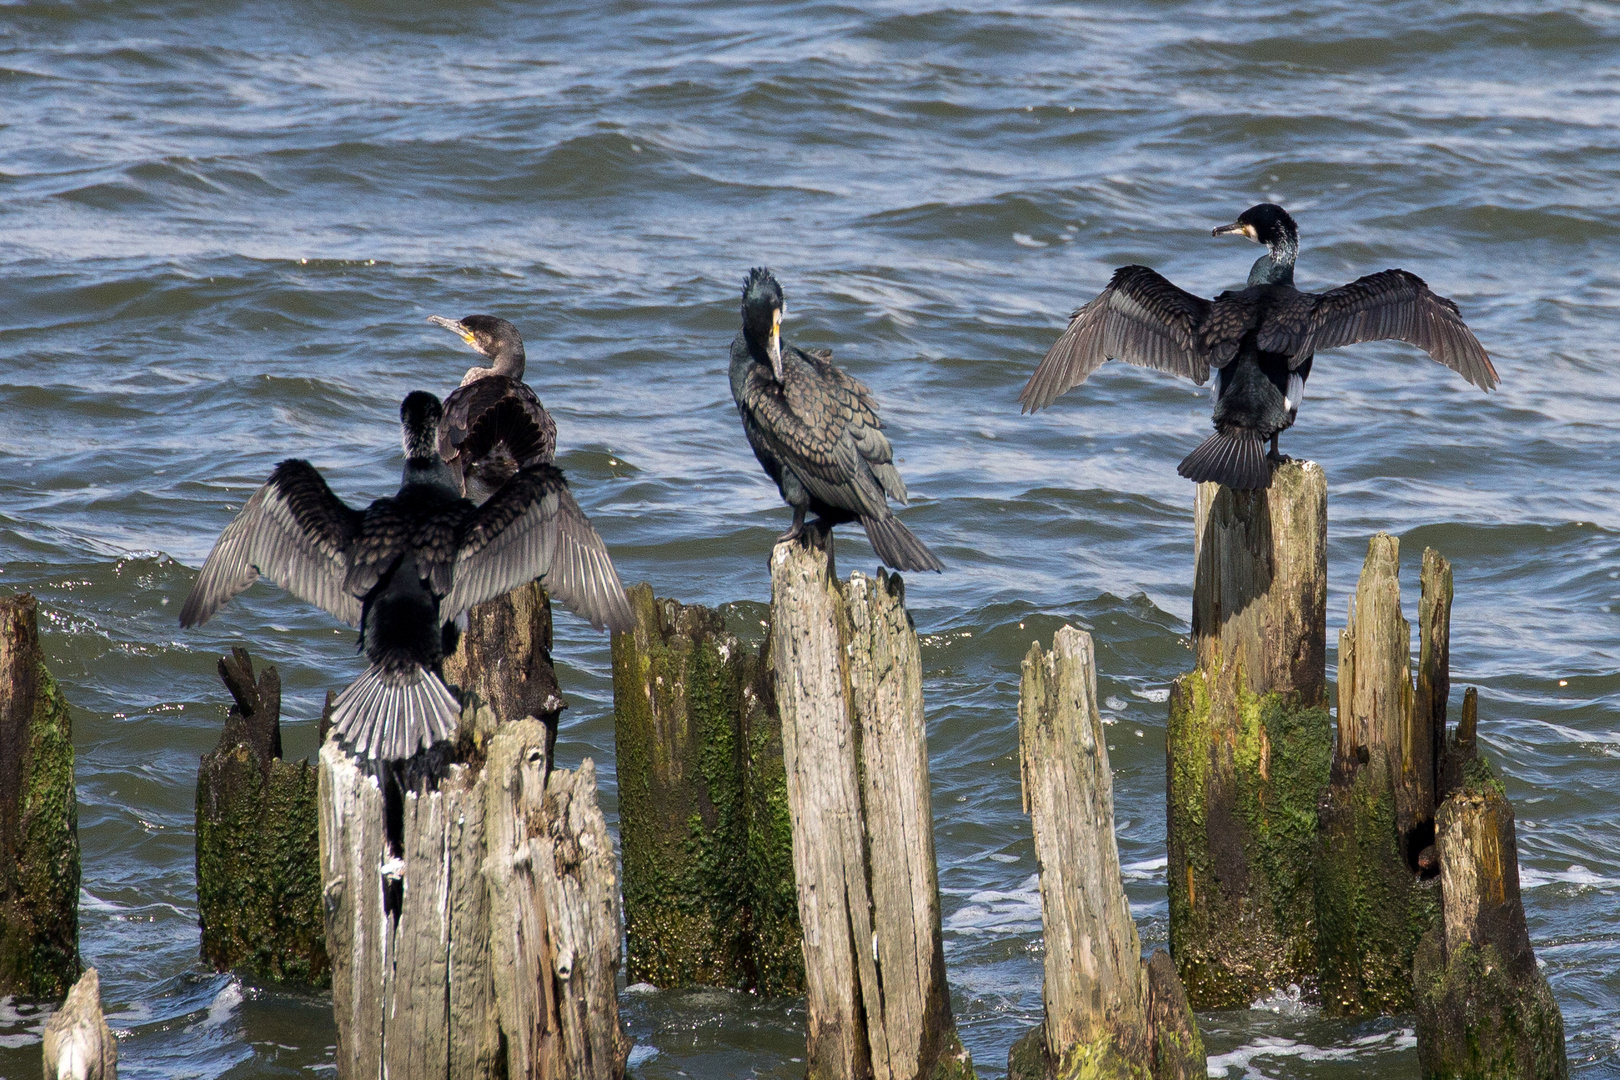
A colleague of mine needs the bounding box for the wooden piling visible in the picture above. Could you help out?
[1007,626,1204,1080]
[318,712,628,1078]
[1166,461,1332,1008]
[443,582,563,756]
[769,536,973,1080]
[1314,535,1441,1016]
[41,967,116,1080]
[1414,783,1567,1079]
[610,583,801,993]
[0,593,80,1000]
[194,647,327,985]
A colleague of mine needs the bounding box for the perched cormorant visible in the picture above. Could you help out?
[179,391,634,761]
[730,268,943,572]
[1019,203,1498,490]
[427,314,558,504]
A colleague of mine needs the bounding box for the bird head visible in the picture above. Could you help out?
[741,267,785,381]
[1212,203,1298,255]
[399,390,444,459]
[427,314,526,371]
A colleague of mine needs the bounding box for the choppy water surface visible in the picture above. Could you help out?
[1,1,1618,1075]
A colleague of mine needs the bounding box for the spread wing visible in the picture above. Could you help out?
[439,464,634,633]
[179,460,363,628]
[1019,265,1212,413]
[742,347,897,520]
[1268,270,1498,388]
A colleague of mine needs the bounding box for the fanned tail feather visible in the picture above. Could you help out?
[1177,429,1272,491]
[860,514,945,573]
[329,663,461,761]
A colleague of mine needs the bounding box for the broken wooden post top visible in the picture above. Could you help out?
[1337,532,1411,771]
[1191,458,1327,702]
[42,966,116,1080]
[1437,786,1536,977]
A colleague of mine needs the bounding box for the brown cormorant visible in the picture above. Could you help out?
[427,314,558,504]
[1019,203,1498,489]
[179,391,634,760]
[730,268,943,572]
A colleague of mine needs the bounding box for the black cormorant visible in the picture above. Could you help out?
[426,314,558,504]
[1019,203,1498,490]
[179,391,634,760]
[729,268,943,572]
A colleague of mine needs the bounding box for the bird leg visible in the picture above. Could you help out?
[1266,433,1293,465]
[776,505,807,544]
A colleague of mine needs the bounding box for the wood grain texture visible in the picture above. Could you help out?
[769,537,972,1080]
[41,967,116,1080]
[318,711,625,1078]
[1017,627,1144,1063]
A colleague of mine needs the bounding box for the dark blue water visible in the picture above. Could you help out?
[1,1,1618,1075]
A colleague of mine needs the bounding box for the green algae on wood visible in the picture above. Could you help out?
[0,593,81,1000]
[610,582,802,993]
[195,647,328,986]
[1315,536,1444,1016]
[1167,462,1330,1009]
[1415,777,1567,1079]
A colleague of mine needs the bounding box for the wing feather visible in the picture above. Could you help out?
[1282,270,1497,388]
[440,465,634,632]
[179,460,363,628]
[1019,265,1213,413]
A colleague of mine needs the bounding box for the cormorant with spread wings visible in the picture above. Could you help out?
[179,391,634,761]
[730,268,943,572]
[1019,203,1497,490]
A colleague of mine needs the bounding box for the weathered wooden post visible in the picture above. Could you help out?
[770,536,974,1080]
[1007,626,1204,1080]
[194,648,327,985]
[1315,536,1441,1015]
[0,593,80,1000]
[443,582,564,756]
[41,967,116,1080]
[610,583,801,993]
[319,709,628,1077]
[1166,461,1332,1007]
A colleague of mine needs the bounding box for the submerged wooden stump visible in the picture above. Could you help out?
[41,966,116,1080]
[0,593,80,1000]
[610,583,800,993]
[1166,462,1332,1008]
[770,536,973,1080]
[195,648,327,985]
[1314,537,1442,1015]
[1007,626,1203,1080]
[318,714,628,1079]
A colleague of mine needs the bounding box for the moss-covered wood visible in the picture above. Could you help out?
[1315,536,1443,1016]
[195,647,327,986]
[0,593,80,1000]
[1167,462,1330,1008]
[610,582,801,993]
[1415,769,1567,1079]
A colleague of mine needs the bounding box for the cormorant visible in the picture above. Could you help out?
[1018,203,1498,490]
[426,314,558,504]
[730,268,943,572]
[179,391,634,761]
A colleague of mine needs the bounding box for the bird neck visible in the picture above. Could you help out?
[1247,238,1297,286]
[401,454,458,493]
[742,326,775,370]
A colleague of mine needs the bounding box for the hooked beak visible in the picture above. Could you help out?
[768,308,784,382]
[1212,221,1259,242]
[427,314,479,349]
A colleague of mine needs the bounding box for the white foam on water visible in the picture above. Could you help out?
[943,873,1042,936]
[1121,855,1168,881]
[1518,862,1620,890]
[1206,1026,1415,1077]
[1134,688,1171,703]
[190,979,242,1032]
